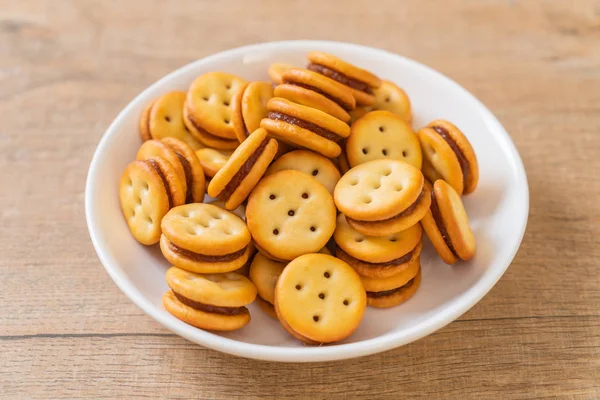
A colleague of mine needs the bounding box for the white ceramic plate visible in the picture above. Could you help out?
[85,41,528,362]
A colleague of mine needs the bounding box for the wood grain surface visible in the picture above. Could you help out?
[1,0,599,398]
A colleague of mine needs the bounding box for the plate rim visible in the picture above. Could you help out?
[85,40,529,362]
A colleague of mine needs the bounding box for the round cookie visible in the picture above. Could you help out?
[371,81,412,124]
[246,170,337,261]
[195,148,232,178]
[334,159,430,235]
[274,254,366,344]
[185,72,247,139]
[249,253,286,317]
[163,267,256,331]
[232,81,274,143]
[360,255,420,292]
[207,128,278,210]
[334,213,423,278]
[160,203,251,273]
[261,97,351,158]
[146,91,203,150]
[136,139,188,200]
[417,120,479,195]
[265,150,341,195]
[274,84,351,123]
[367,268,421,308]
[161,138,205,203]
[183,105,240,150]
[119,158,177,245]
[307,51,381,106]
[420,179,476,264]
[346,110,422,169]
[139,100,155,142]
[268,62,294,84]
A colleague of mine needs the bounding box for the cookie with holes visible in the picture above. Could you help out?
[140,91,203,150]
[265,150,341,195]
[274,254,366,344]
[195,148,232,178]
[420,179,476,264]
[231,81,274,143]
[268,62,294,85]
[163,267,256,331]
[261,97,350,158]
[249,252,286,318]
[275,68,355,122]
[160,203,252,273]
[137,139,189,199]
[334,213,423,278]
[246,169,337,261]
[120,157,184,244]
[207,128,278,210]
[346,110,422,169]
[365,263,422,309]
[307,51,381,106]
[371,81,412,125]
[334,159,431,236]
[417,120,479,195]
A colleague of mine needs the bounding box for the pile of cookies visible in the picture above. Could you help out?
[119,51,479,345]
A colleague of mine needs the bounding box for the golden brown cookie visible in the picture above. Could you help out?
[207,199,246,220]
[265,150,341,195]
[249,253,285,318]
[349,106,370,125]
[268,62,294,84]
[274,254,366,344]
[232,81,274,143]
[160,203,251,273]
[360,255,420,292]
[274,84,351,123]
[334,213,423,278]
[163,267,256,331]
[307,51,381,106]
[371,81,412,124]
[195,148,232,178]
[207,128,278,210]
[246,170,337,261]
[420,179,476,264]
[142,92,203,150]
[120,158,177,245]
[417,120,479,195]
[367,268,421,308]
[136,139,188,199]
[261,97,351,158]
[183,105,240,150]
[139,100,155,142]
[334,159,430,236]
[347,110,422,169]
[185,72,247,140]
[161,138,205,203]
[338,149,351,175]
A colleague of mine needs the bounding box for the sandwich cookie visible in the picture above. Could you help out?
[417,120,479,195]
[276,67,355,122]
[265,150,341,195]
[136,139,188,198]
[420,179,476,264]
[274,254,366,344]
[183,106,240,150]
[365,265,421,309]
[160,203,252,273]
[163,267,256,331]
[160,138,205,203]
[268,62,294,85]
[119,157,184,244]
[346,110,422,169]
[334,159,430,236]
[195,148,232,178]
[246,170,337,261]
[139,91,203,150]
[232,81,274,143]
[307,51,381,106]
[261,97,351,158]
[334,213,423,278]
[371,81,412,125]
[207,128,278,210]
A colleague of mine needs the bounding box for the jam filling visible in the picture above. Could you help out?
[168,240,247,262]
[307,63,373,94]
[283,81,353,111]
[173,292,246,315]
[346,189,425,225]
[175,153,193,203]
[267,111,343,143]
[146,159,173,208]
[430,188,460,259]
[431,126,470,190]
[336,247,415,267]
[367,277,416,298]
[215,137,270,202]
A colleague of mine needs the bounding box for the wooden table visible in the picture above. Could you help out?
[2,1,599,398]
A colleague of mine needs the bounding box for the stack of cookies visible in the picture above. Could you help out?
[117,50,480,345]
